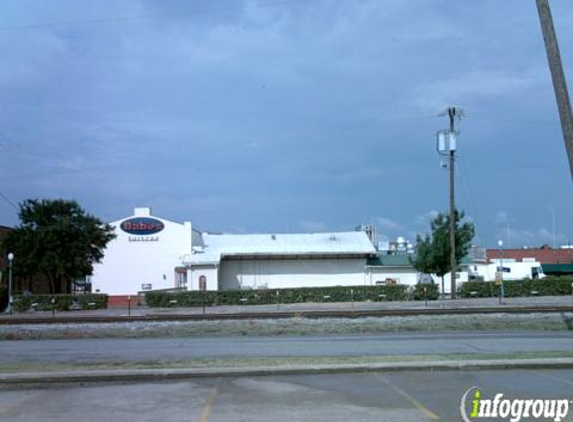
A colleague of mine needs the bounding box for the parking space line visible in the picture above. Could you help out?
[199,386,219,422]
[535,371,573,387]
[381,377,440,420]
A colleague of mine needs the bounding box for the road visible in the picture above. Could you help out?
[1,369,573,421]
[1,331,573,364]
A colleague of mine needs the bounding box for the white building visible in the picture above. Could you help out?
[91,207,195,295]
[184,231,376,291]
[467,260,545,282]
[90,207,376,296]
[364,254,419,286]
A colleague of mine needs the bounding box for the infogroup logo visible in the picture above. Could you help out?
[460,387,571,422]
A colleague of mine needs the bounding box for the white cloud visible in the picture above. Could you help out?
[408,69,543,113]
[374,217,403,231]
[496,226,569,249]
[415,210,439,226]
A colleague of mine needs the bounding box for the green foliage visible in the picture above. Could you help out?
[13,294,108,312]
[410,210,475,278]
[1,199,116,294]
[145,285,415,308]
[458,277,573,298]
[410,283,440,301]
[75,294,108,310]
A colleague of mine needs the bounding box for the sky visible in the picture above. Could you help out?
[0,0,572,248]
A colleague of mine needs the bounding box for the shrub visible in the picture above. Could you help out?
[12,294,108,312]
[410,283,440,301]
[75,294,108,310]
[458,276,573,298]
[145,284,416,308]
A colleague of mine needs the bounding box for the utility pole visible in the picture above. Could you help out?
[536,0,573,181]
[448,107,458,299]
[437,107,463,299]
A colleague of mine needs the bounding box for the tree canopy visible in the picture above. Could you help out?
[2,199,116,294]
[410,210,475,297]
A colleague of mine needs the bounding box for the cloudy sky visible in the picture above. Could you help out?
[0,0,572,248]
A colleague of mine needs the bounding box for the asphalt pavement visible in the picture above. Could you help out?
[1,369,572,422]
[2,331,573,365]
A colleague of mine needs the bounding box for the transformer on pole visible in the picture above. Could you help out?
[437,107,464,298]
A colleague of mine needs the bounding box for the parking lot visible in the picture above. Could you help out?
[2,369,572,422]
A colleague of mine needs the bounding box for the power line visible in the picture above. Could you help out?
[0,0,325,31]
[0,191,18,212]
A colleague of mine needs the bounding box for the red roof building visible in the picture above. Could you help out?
[486,246,573,265]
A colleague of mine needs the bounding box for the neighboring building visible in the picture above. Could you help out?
[486,246,573,277]
[467,260,544,282]
[365,254,418,286]
[365,252,478,294]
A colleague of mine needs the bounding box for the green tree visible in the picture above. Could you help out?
[411,210,475,298]
[1,199,116,294]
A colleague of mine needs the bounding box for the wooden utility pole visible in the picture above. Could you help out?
[448,107,458,299]
[536,0,573,181]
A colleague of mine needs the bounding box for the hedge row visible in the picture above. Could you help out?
[13,294,108,312]
[145,284,440,308]
[458,277,573,298]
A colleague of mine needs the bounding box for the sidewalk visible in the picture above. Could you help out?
[2,357,573,385]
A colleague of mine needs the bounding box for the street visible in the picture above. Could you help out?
[1,369,572,421]
[1,331,573,365]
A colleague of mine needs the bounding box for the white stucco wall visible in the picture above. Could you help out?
[365,267,419,286]
[91,208,192,295]
[188,266,219,291]
[218,258,368,290]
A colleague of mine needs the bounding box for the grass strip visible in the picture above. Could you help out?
[2,351,573,374]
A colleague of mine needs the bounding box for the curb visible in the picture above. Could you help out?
[2,358,573,385]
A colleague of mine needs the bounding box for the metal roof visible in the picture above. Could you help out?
[184,231,376,265]
[367,254,412,267]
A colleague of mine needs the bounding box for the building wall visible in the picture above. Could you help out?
[218,258,368,290]
[365,267,418,286]
[468,261,543,282]
[91,208,192,295]
[188,266,219,291]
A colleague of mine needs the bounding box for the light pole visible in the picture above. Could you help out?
[497,240,504,305]
[6,253,14,314]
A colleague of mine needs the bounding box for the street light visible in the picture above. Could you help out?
[497,240,504,305]
[6,253,14,314]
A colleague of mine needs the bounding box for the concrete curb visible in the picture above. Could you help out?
[2,358,573,385]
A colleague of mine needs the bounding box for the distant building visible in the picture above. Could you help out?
[486,246,573,276]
